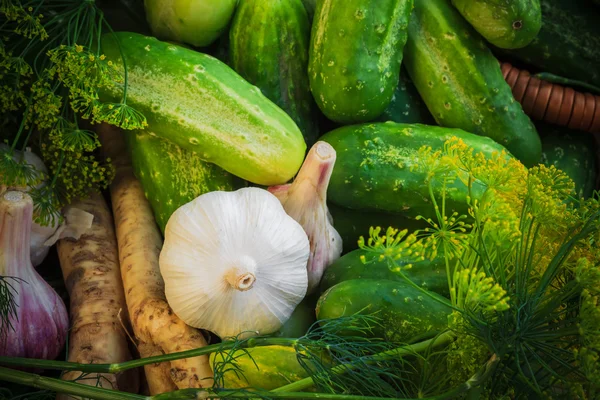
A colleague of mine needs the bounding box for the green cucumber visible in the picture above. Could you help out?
[376,68,435,124]
[403,0,541,167]
[229,0,319,145]
[496,0,600,88]
[210,345,310,389]
[320,249,449,297]
[538,122,597,200]
[320,122,509,223]
[301,0,317,21]
[308,0,414,123]
[316,279,451,342]
[100,32,307,186]
[123,130,243,234]
[451,0,541,49]
[143,0,238,47]
[272,294,317,338]
[328,203,425,254]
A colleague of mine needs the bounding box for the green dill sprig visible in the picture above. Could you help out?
[0,276,23,342]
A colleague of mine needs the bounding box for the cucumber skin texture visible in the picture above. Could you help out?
[210,345,309,390]
[328,203,425,254]
[308,0,414,124]
[320,249,449,297]
[100,32,307,186]
[403,0,541,167]
[497,0,600,88]
[538,123,597,199]
[316,279,451,341]
[376,68,435,124]
[124,131,243,234]
[451,0,541,49]
[229,0,319,146]
[320,122,509,222]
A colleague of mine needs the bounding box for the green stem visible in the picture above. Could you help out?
[272,331,456,393]
[533,72,600,95]
[0,337,297,373]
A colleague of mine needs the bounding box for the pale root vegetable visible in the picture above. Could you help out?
[96,123,214,393]
[56,191,138,397]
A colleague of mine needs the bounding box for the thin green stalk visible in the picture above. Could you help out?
[272,332,456,393]
[0,337,298,373]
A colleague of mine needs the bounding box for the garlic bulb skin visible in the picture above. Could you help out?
[268,141,343,294]
[159,187,310,339]
[0,191,69,359]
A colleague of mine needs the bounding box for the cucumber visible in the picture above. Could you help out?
[320,249,449,297]
[376,68,435,124]
[538,122,597,199]
[403,0,542,167]
[100,32,307,186]
[301,0,317,21]
[210,345,309,389]
[316,279,451,342]
[143,0,237,47]
[123,130,243,234]
[320,122,509,223]
[229,0,319,146]
[496,0,600,88]
[328,203,425,254]
[308,0,414,124]
[451,0,541,49]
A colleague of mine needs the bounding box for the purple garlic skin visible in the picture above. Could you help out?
[0,191,69,359]
[268,141,343,294]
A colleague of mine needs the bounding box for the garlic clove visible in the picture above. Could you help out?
[159,187,310,339]
[268,141,343,294]
[0,191,69,359]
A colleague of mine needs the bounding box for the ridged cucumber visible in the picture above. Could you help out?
[123,130,243,234]
[308,0,414,123]
[496,0,600,88]
[376,68,435,124]
[320,249,449,297]
[451,0,541,49]
[229,0,319,145]
[210,345,310,389]
[100,32,307,186]
[403,0,541,167]
[316,279,451,342]
[320,122,510,222]
[538,122,597,199]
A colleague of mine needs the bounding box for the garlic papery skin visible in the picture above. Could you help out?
[159,187,310,339]
[0,191,69,359]
[268,141,343,294]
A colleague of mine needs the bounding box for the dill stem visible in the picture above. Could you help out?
[0,337,297,373]
[272,331,456,393]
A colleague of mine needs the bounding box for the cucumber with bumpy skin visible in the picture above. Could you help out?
[376,68,435,124]
[308,0,414,124]
[451,0,541,49]
[316,279,451,342]
[403,0,542,167]
[229,0,319,145]
[100,32,307,186]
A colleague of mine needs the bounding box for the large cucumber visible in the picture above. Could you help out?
[538,122,597,200]
[496,0,600,88]
[229,0,319,145]
[316,279,451,342]
[320,122,509,222]
[100,32,307,186]
[308,0,414,124]
[403,0,541,167]
[376,68,435,124]
[451,0,541,49]
[320,249,449,297]
[123,131,243,234]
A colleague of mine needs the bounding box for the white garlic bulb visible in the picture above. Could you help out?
[159,187,310,339]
